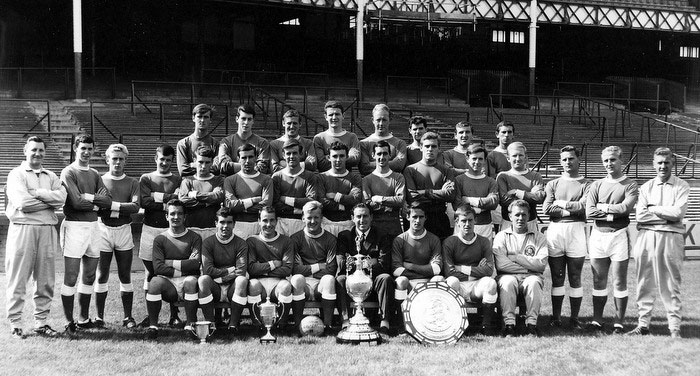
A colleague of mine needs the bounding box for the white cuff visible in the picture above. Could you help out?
[606,214,614,222]
[515,190,525,199]
[227,266,236,273]
[188,191,198,199]
[110,210,119,218]
[83,193,95,202]
[334,192,343,203]
[284,197,295,206]
[173,270,182,277]
[311,264,320,274]
[473,207,482,214]
[268,261,276,271]
[293,208,302,215]
[338,204,345,211]
[173,260,181,270]
[93,205,99,212]
[110,202,121,212]
[162,203,168,211]
[431,264,441,275]
[459,265,472,275]
[243,198,253,209]
[467,197,479,206]
[371,195,382,203]
[393,267,405,277]
[153,192,165,203]
[214,277,223,284]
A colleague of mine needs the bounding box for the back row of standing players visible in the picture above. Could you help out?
[13,100,686,339]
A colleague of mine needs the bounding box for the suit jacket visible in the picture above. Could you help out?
[337,226,392,277]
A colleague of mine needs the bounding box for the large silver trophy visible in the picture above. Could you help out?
[254,297,284,344]
[337,235,382,345]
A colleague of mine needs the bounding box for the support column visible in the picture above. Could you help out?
[73,0,83,100]
[528,0,538,109]
[356,0,365,102]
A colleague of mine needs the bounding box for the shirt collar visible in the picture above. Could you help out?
[21,161,47,174]
[653,175,677,186]
[503,227,535,236]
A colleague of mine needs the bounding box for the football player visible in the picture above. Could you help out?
[443,121,473,175]
[94,144,140,329]
[144,199,202,340]
[179,147,225,240]
[313,101,361,172]
[59,135,113,333]
[542,145,590,330]
[358,104,407,176]
[319,141,362,236]
[270,109,316,173]
[496,141,545,233]
[198,207,249,334]
[216,104,270,176]
[585,146,638,334]
[290,201,338,335]
[362,140,406,240]
[176,104,219,177]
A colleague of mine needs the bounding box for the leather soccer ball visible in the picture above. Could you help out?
[299,315,325,337]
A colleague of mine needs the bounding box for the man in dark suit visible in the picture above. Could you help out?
[336,203,393,334]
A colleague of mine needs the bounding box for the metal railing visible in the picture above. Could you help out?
[0,99,52,135]
[384,76,451,106]
[0,67,116,99]
[201,69,329,87]
[89,101,233,143]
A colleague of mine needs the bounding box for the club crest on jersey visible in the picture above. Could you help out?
[523,245,536,257]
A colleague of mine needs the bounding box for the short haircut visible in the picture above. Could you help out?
[329,140,349,155]
[282,138,303,154]
[324,100,344,113]
[466,143,487,157]
[26,136,45,145]
[156,144,175,157]
[302,200,323,215]
[496,120,515,133]
[74,134,94,148]
[454,204,476,219]
[352,202,371,215]
[216,206,235,221]
[420,132,440,146]
[560,145,580,157]
[507,141,527,155]
[192,103,213,117]
[409,116,427,128]
[259,205,276,219]
[654,147,675,161]
[601,145,623,159]
[195,146,216,159]
[508,199,530,213]
[283,109,300,120]
[166,199,185,211]
[372,103,391,117]
[407,201,427,216]
[105,143,129,157]
[237,143,257,157]
[373,140,392,155]
[237,103,255,118]
[455,121,472,130]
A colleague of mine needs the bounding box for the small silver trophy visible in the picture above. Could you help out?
[255,297,283,344]
[194,321,212,344]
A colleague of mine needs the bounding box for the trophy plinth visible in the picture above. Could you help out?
[194,321,212,344]
[255,297,282,344]
[337,254,382,345]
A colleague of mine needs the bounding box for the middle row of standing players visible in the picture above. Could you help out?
[130,100,604,337]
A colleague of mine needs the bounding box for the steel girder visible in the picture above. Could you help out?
[265,0,700,33]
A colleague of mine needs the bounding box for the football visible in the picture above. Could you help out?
[299,316,325,337]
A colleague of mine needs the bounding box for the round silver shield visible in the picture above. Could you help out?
[402,281,469,344]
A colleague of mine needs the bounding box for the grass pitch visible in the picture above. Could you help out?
[1,260,699,376]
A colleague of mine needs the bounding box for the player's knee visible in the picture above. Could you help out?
[248,279,263,296]
[395,276,409,290]
[198,275,213,292]
[498,275,517,291]
[182,276,198,293]
[320,275,336,293]
[430,275,445,283]
[290,274,305,290]
[483,277,498,294]
[148,276,166,294]
[234,276,249,292]
[277,280,293,296]
[445,276,460,291]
